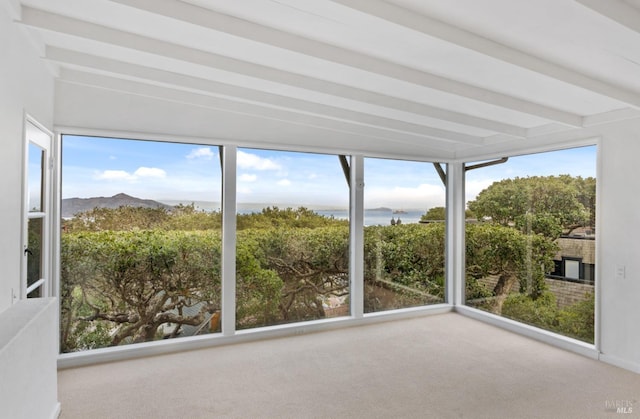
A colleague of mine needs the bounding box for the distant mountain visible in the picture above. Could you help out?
[62,193,173,218]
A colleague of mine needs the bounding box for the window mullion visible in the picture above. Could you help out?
[350,155,364,318]
[446,162,465,306]
[221,145,237,336]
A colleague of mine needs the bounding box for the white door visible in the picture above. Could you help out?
[22,118,53,298]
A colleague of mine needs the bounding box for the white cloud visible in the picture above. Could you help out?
[95,170,135,181]
[134,167,166,178]
[186,147,215,160]
[239,173,257,182]
[94,167,166,182]
[277,179,291,186]
[237,150,281,171]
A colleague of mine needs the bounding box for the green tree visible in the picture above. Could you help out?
[164,204,221,231]
[61,230,222,351]
[364,223,445,311]
[465,223,558,313]
[63,206,170,233]
[238,226,350,326]
[467,175,594,237]
[420,206,474,222]
[237,206,347,230]
[421,206,445,221]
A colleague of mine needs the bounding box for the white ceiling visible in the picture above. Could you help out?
[9,0,640,159]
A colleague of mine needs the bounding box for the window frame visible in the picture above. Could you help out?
[58,134,226,350]
[22,115,54,299]
[456,138,601,355]
[51,127,603,365]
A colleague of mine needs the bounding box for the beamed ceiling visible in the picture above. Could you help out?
[8,0,640,159]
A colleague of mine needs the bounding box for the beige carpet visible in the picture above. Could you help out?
[58,313,639,418]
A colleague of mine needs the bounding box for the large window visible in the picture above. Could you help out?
[363,157,446,313]
[464,146,596,343]
[235,148,349,329]
[60,136,222,352]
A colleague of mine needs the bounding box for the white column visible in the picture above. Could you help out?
[350,155,364,318]
[446,162,465,306]
[221,146,237,336]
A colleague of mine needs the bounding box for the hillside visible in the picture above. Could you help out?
[62,193,173,218]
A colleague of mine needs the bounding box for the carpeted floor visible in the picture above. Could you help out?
[57,313,640,418]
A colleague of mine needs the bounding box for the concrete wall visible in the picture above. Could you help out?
[545,278,593,309]
[555,237,595,265]
[0,3,54,312]
[0,298,60,419]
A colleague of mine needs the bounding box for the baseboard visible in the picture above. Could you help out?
[51,402,61,419]
[599,353,640,374]
[455,305,599,360]
[59,304,454,369]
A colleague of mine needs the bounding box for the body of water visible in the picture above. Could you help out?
[234,207,426,226]
[315,209,425,226]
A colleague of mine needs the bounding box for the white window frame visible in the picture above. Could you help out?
[55,127,452,367]
[456,138,601,358]
[22,115,54,299]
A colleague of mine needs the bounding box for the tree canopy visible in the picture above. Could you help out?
[421,206,446,221]
[467,175,595,238]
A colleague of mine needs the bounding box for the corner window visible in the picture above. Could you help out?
[464,145,596,343]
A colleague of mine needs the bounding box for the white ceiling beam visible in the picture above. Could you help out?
[19,7,528,137]
[101,0,582,126]
[455,130,600,162]
[582,108,640,127]
[575,0,640,34]
[46,47,484,145]
[525,123,573,138]
[59,68,464,153]
[331,0,640,109]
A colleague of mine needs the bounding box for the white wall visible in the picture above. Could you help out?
[0,3,55,313]
[597,118,640,372]
[0,4,58,417]
[0,298,60,419]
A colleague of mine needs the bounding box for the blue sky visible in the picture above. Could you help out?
[61,136,596,211]
[465,145,596,204]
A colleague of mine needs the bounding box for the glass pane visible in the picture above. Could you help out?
[27,287,42,298]
[60,135,222,352]
[464,146,596,343]
[565,260,580,280]
[236,148,349,329]
[28,143,45,212]
[27,217,43,288]
[363,158,446,313]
